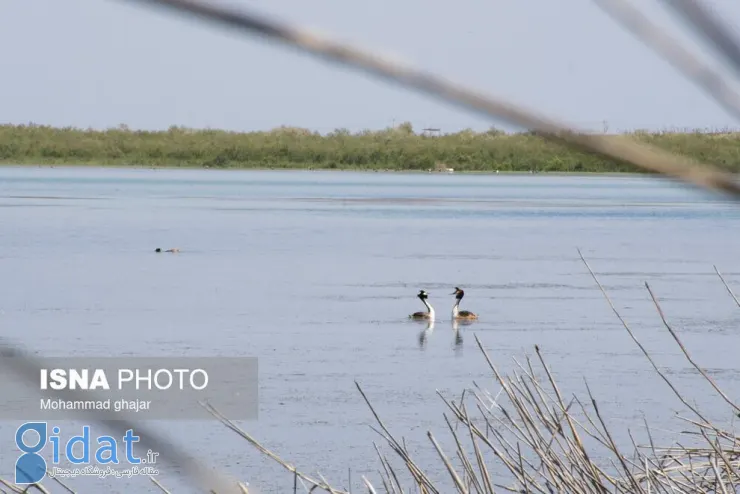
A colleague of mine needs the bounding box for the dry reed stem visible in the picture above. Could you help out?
[659,0,740,79]
[120,0,740,200]
[0,476,51,494]
[440,413,480,493]
[583,379,645,493]
[199,401,346,494]
[149,476,172,493]
[41,473,74,494]
[461,401,495,494]
[592,0,740,121]
[713,265,740,309]
[372,442,400,494]
[426,428,468,492]
[576,248,711,425]
[354,381,441,492]
[362,476,378,494]
[0,478,25,494]
[644,281,740,415]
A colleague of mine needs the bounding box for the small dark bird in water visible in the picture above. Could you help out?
[451,287,478,320]
[155,248,180,253]
[409,290,435,320]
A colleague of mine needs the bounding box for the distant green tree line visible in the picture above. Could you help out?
[1,122,738,172]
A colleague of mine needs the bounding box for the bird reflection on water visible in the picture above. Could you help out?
[417,319,435,348]
[415,318,475,350]
[453,319,476,350]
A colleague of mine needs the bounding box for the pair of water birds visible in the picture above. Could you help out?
[409,287,477,321]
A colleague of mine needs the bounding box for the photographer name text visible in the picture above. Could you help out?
[41,398,151,412]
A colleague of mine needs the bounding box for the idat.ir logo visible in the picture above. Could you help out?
[15,422,157,484]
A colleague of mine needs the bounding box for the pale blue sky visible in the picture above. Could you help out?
[2,0,740,134]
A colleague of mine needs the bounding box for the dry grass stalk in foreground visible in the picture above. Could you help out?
[206,343,739,493]
[196,255,740,494]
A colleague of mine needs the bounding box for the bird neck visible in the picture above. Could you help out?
[423,298,435,316]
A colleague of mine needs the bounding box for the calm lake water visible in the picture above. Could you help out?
[1,166,740,493]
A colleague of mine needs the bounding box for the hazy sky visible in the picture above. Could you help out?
[2,0,740,134]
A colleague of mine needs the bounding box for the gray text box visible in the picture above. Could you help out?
[0,357,258,420]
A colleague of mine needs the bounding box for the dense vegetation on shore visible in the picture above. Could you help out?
[1,122,739,172]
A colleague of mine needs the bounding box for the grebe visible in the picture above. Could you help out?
[409,290,435,320]
[155,248,180,253]
[451,287,478,320]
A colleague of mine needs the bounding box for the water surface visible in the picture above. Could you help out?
[1,166,739,493]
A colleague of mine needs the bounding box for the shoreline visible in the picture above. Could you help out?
[0,162,649,177]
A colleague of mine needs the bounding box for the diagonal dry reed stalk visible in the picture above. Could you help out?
[713,265,740,309]
[643,281,740,416]
[592,0,740,121]
[148,476,172,494]
[659,0,740,80]
[199,401,349,494]
[576,248,712,425]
